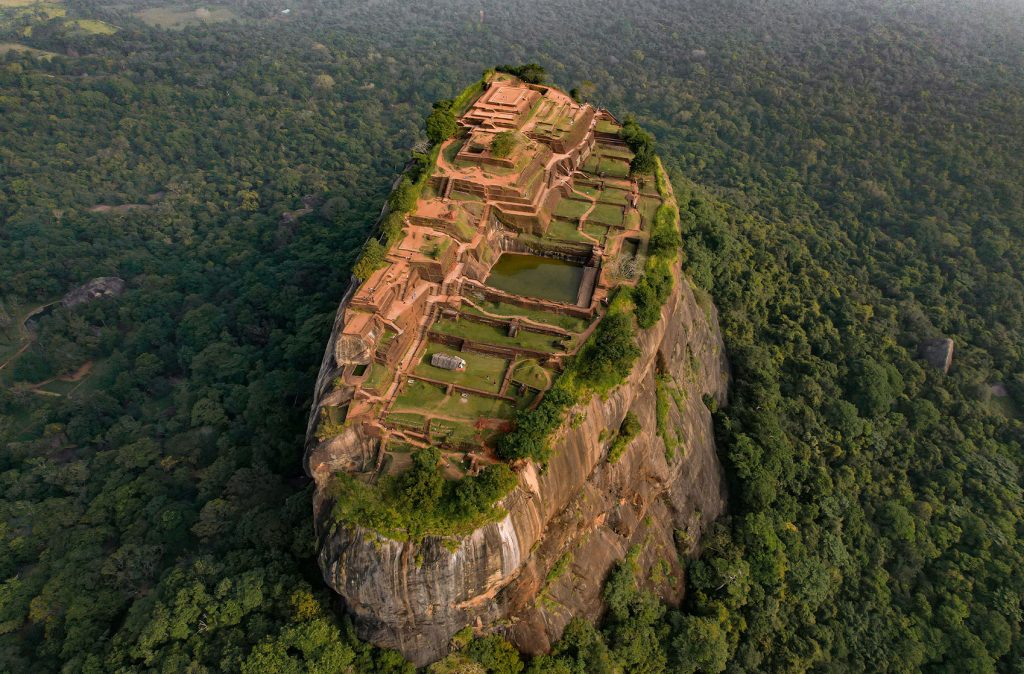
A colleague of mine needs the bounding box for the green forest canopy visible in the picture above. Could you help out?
[0,0,1022,672]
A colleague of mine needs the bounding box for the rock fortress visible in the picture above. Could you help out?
[304,70,730,666]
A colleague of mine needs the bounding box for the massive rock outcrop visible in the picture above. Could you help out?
[307,264,728,665]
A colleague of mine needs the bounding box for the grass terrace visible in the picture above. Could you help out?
[638,196,662,226]
[554,197,591,220]
[391,379,526,424]
[134,5,238,29]
[511,359,552,390]
[415,342,509,393]
[546,219,590,243]
[432,316,566,352]
[420,234,453,260]
[584,222,610,241]
[597,187,632,206]
[588,202,626,227]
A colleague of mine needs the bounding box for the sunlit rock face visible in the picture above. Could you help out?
[309,268,729,666]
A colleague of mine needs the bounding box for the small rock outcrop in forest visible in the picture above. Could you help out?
[304,70,730,666]
[920,337,955,373]
[61,277,125,308]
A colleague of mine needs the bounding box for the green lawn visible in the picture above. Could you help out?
[134,6,238,29]
[442,138,465,167]
[546,219,590,243]
[588,202,625,227]
[554,197,591,220]
[65,18,117,34]
[598,187,631,206]
[440,391,521,422]
[583,222,610,240]
[432,317,565,352]
[599,157,631,178]
[596,119,621,134]
[393,380,448,409]
[386,411,427,430]
[429,419,480,446]
[391,378,521,422]
[638,196,662,225]
[414,343,508,393]
[596,144,634,160]
[511,359,552,390]
[363,363,392,391]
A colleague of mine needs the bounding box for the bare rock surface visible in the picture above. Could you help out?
[61,277,125,308]
[920,337,954,373]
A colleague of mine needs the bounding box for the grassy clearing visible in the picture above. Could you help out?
[596,119,621,134]
[134,6,237,29]
[0,42,57,58]
[432,317,565,352]
[415,343,508,393]
[0,0,57,6]
[65,18,117,34]
[461,300,590,332]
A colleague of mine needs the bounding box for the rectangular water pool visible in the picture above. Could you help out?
[485,253,584,304]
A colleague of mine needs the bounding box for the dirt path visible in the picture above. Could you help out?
[0,300,58,373]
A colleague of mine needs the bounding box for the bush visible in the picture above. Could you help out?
[498,376,579,462]
[496,63,546,84]
[352,239,387,281]
[573,311,639,393]
[648,204,681,258]
[620,117,656,175]
[388,176,419,214]
[490,131,516,158]
[608,411,641,463]
[464,635,524,674]
[633,257,673,329]
[426,99,457,144]
[380,211,405,248]
[331,448,517,540]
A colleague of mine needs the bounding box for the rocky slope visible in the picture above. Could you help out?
[307,264,729,665]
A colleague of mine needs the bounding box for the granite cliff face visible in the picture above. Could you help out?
[307,265,728,665]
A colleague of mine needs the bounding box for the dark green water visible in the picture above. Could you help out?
[485,253,584,304]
